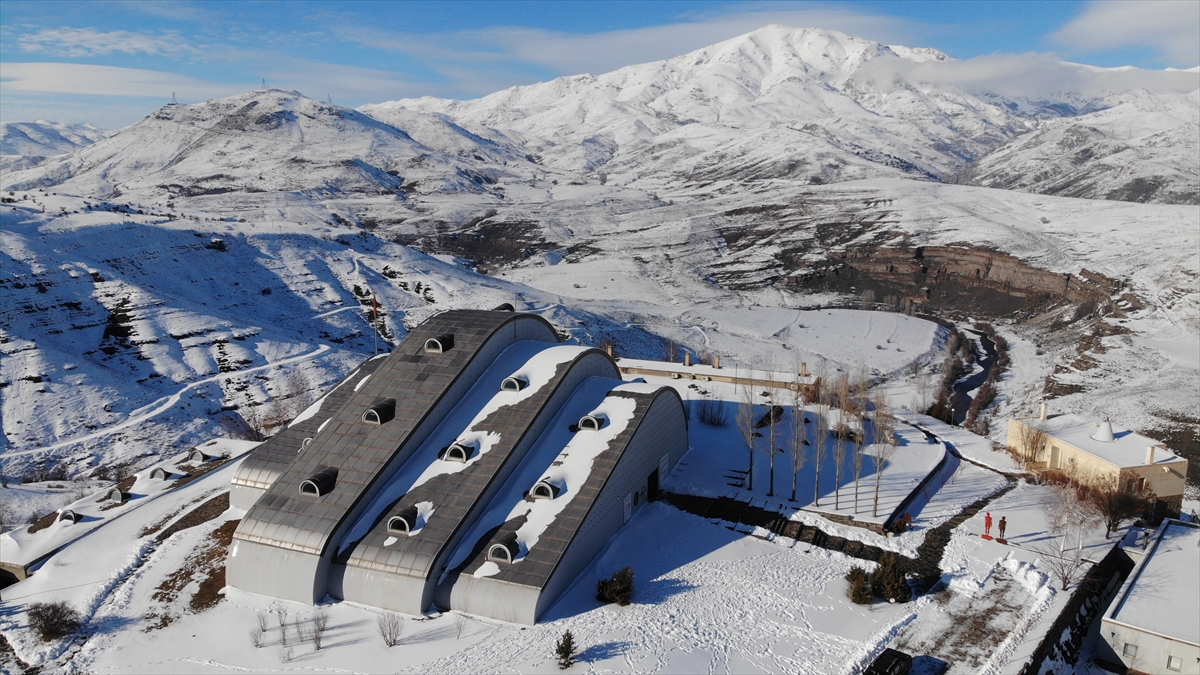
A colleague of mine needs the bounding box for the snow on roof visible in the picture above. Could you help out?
[1030,413,1180,468]
[1106,520,1200,646]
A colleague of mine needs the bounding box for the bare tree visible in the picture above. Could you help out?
[871,390,898,518]
[1030,532,1089,591]
[454,613,467,639]
[788,356,809,503]
[378,612,404,647]
[271,601,290,646]
[311,607,329,650]
[763,354,780,497]
[812,364,829,507]
[736,381,757,492]
[1015,420,1049,465]
[1087,475,1154,538]
[851,366,869,513]
[831,372,851,510]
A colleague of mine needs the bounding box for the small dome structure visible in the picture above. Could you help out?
[362,399,396,425]
[149,467,169,480]
[531,479,562,500]
[1093,419,1115,443]
[578,414,605,431]
[387,506,421,534]
[442,442,473,463]
[299,467,338,497]
[501,376,528,392]
[58,510,81,524]
[488,534,520,563]
[424,334,454,353]
[187,448,211,463]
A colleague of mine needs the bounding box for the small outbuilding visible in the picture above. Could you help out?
[149,467,170,480]
[57,510,81,524]
[1098,519,1199,674]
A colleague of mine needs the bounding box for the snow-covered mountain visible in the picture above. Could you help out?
[967,89,1200,204]
[372,25,1027,184]
[0,120,107,157]
[1,90,531,202]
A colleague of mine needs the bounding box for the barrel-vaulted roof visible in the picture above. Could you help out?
[339,347,619,583]
[234,310,556,557]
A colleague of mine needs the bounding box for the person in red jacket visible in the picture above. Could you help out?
[984,511,993,537]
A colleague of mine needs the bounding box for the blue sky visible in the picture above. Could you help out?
[2,0,1198,128]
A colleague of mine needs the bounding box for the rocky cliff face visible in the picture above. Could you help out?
[786,245,1121,316]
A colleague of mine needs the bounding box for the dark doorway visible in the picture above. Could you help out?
[647,468,659,501]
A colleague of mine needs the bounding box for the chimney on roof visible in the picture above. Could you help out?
[714,355,721,369]
[1146,445,1156,465]
[1039,402,1048,420]
[1092,419,1115,443]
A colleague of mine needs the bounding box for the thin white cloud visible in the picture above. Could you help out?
[335,7,925,90]
[0,62,237,99]
[855,50,1200,99]
[1053,0,1200,67]
[18,27,199,58]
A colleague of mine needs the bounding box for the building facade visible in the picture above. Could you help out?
[226,309,688,624]
[1007,407,1187,517]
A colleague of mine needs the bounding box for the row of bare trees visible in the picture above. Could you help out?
[733,357,901,517]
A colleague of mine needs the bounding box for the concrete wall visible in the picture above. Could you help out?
[226,538,329,605]
[1098,619,1200,674]
[230,484,263,511]
[533,389,688,622]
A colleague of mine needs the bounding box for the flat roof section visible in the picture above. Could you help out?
[235,310,556,557]
[1031,414,1180,469]
[1107,520,1200,646]
[232,355,385,492]
[341,347,615,585]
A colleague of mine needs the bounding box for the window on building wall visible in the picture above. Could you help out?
[1166,655,1182,671]
[1123,643,1138,658]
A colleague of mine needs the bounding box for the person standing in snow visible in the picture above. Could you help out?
[998,516,1007,540]
[984,511,993,537]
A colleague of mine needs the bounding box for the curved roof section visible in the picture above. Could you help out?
[232,355,385,492]
[233,310,558,557]
[340,347,620,583]
[447,384,682,590]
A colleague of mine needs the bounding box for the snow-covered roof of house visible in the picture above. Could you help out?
[1105,519,1200,646]
[1029,413,1181,469]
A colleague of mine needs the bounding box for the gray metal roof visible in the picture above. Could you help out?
[340,349,619,584]
[233,310,557,556]
[451,387,680,589]
[232,356,385,492]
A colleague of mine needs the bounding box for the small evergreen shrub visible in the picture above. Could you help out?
[870,554,912,603]
[596,566,634,606]
[555,630,577,669]
[845,566,872,604]
[27,601,80,641]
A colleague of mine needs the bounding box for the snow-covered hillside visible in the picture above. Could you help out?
[0,121,106,158]
[0,90,533,202]
[0,121,107,172]
[968,90,1200,204]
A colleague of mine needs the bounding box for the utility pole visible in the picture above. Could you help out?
[262,78,266,91]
